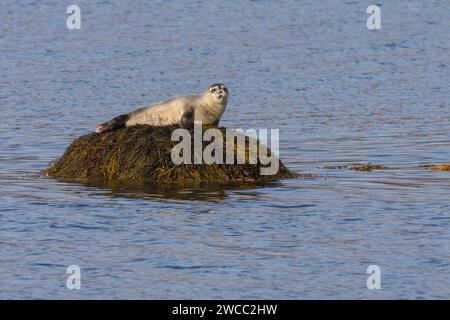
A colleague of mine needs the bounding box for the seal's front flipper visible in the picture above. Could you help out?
[95,114,129,133]
[180,107,194,129]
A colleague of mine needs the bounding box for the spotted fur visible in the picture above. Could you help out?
[95,83,228,133]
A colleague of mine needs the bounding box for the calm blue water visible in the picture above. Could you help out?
[0,0,449,299]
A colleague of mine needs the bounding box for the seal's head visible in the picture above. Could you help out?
[208,83,228,104]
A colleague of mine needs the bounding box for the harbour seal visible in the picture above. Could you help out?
[95,83,228,133]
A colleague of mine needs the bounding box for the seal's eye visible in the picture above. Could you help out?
[211,88,217,93]
[223,87,228,93]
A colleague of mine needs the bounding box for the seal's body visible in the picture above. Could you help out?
[95,83,228,133]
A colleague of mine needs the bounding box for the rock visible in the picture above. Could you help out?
[45,125,297,185]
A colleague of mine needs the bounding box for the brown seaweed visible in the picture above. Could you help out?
[45,125,297,185]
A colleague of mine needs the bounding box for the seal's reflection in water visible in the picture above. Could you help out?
[55,177,284,202]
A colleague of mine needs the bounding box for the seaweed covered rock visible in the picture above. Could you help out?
[428,164,450,171]
[45,125,296,184]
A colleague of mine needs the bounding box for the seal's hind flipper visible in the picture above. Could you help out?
[95,114,129,133]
